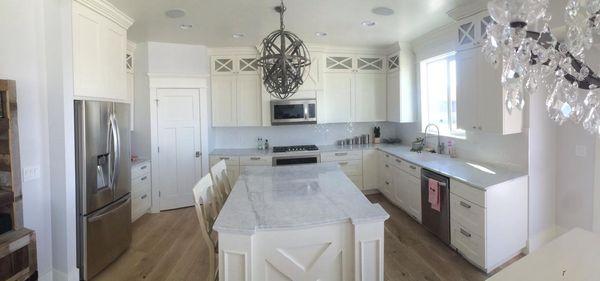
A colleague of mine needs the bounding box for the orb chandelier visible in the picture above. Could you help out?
[257,0,311,100]
[483,0,600,134]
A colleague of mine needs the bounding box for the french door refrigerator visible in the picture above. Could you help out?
[75,100,131,280]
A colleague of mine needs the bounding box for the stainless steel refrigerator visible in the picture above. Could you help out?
[75,100,131,280]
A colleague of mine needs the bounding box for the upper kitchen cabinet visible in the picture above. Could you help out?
[297,52,324,92]
[456,47,522,134]
[456,11,495,51]
[126,41,136,130]
[386,44,416,123]
[320,53,387,123]
[72,0,133,102]
[210,51,262,127]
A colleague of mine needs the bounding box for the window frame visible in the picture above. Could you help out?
[419,52,465,139]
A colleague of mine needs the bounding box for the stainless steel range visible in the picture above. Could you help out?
[272,145,320,166]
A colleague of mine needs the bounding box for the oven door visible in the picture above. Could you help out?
[271,99,317,125]
[272,154,321,166]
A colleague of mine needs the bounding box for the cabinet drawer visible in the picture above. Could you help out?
[450,179,485,207]
[348,175,363,189]
[401,161,421,178]
[450,194,485,237]
[451,219,485,268]
[239,155,272,166]
[209,155,240,166]
[321,150,362,162]
[335,160,362,176]
[132,173,151,189]
[132,190,151,221]
[132,161,151,179]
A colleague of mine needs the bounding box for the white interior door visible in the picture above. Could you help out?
[156,89,201,210]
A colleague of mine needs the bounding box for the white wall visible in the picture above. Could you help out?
[132,43,150,159]
[211,122,400,149]
[527,87,558,251]
[0,0,55,279]
[147,42,209,74]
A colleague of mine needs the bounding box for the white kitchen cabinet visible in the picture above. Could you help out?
[456,47,522,134]
[320,54,387,123]
[298,52,324,92]
[392,165,409,211]
[72,0,132,102]
[362,149,380,191]
[126,41,136,130]
[320,73,354,123]
[450,177,528,273]
[132,160,152,221]
[236,75,262,126]
[386,45,416,123]
[211,75,237,127]
[404,171,422,222]
[379,153,421,222]
[355,73,387,122]
[321,150,364,190]
[456,11,495,51]
[211,55,262,127]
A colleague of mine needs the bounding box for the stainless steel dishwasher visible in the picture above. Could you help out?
[421,169,451,245]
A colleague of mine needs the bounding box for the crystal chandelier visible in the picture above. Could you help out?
[483,0,600,133]
[257,1,311,100]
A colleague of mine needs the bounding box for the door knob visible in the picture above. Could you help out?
[195,151,201,158]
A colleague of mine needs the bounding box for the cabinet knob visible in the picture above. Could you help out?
[472,126,476,129]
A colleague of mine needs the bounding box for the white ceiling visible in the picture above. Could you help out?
[108,0,482,48]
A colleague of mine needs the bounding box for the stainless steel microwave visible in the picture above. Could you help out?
[270,99,317,125]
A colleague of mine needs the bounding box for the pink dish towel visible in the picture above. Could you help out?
[428,178,441,212]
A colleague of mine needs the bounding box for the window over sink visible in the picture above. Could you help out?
[419,52,464,138]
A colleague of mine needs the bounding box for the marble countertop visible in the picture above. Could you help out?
[213,163,390,234]
[377,146,527,190]
[209,144,527,190]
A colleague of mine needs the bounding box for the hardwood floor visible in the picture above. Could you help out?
[93,193,520,281]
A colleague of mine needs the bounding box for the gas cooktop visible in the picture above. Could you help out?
[272,145,319,153]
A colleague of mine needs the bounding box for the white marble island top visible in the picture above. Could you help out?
[213,163,390,235]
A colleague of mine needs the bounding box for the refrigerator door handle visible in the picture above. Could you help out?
[87,195,130,223]
[109,113,121,190]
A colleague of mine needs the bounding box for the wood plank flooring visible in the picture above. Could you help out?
[93,193,520,281]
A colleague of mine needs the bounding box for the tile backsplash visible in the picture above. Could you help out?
[209,122,401,149]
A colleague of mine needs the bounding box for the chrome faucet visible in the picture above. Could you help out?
[424,124,444,154]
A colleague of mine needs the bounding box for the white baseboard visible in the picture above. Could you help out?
[38,270,53,281]
[526,225,558,253]
[50,267,80,281]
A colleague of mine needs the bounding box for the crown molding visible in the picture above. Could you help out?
[74,0,134,29]
[447,1,487,21]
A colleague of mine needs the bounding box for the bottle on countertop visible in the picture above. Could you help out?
[264,139,269,150]
[257,137,264,150]
[448,140,457,158]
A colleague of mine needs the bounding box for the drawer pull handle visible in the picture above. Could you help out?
[385,154,390,158]
[250,157,261,160]
[460,201,471,209]
[141,176,148,181]
[460,228,472,238]
[220,157,230,160]
[409,165,417,170]
[140,165,147,170]
[385,181,390,185]
[339,161,349,165]
[395,159,402,163]
[385,164,389,168]
[334,152,348,156]
[141,194,147,199]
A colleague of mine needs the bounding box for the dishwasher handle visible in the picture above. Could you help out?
[421,176,448,187]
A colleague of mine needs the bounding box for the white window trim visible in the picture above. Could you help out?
[419,52,465,140]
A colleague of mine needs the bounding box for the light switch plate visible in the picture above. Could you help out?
[22,166,40,182]
[576,145,587,157]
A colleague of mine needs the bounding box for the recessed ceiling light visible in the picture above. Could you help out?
[232,33,245,39]
[179,24,193,30]
[315,32,328,37]
[165,8,186,19]
[372,7,394,16]
[361,20,376,27]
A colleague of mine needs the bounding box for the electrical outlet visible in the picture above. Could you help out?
[576,145,587,157]
[22,166,40,182]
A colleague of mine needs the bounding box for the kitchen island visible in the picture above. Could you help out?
[213,163,389,281]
